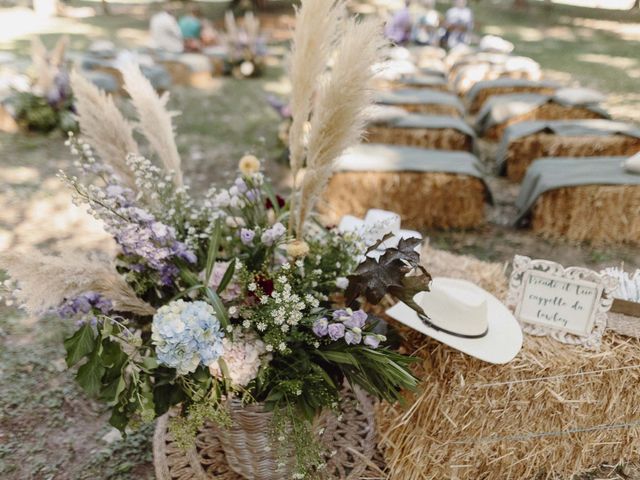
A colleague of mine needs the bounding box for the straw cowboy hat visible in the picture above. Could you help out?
[386,277,523,364]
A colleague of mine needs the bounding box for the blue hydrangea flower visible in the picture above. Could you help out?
[151,300,225,375]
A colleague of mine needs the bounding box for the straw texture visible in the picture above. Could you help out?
[320,172,486,229]
[376,244,640,480]
[469,85,557,114]
[531,184,640,244]
[391,103,461,117]
[483,103,607,141]
[366,126,473,151]
[505,133,640,182]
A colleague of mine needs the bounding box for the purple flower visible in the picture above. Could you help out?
[234,178,248,193]
[345,329,362,345]
[57,292,113,319]
[261,222,286,246]
[364,335,381,349]
[312,317,329,337]
[327,323,345,341]
[332,309,349,321]
[344,310,367,329]
[240,228,255,245]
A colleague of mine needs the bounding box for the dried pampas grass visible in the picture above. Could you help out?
[287,0,343,179]
[71,70,139,190]
[121,62,183,186]
[0,249,155,316]
[295,17,385,237]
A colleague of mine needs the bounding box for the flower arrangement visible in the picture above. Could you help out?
[1,0,432,477]
[11,37,77,133]
[222,11,267,78]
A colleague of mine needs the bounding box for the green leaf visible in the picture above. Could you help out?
[216,261,236,295]
[204,287,229,328]
[101,375,126,403]
[109,406,129,431]
[76,351,106,396]
[205,220,222,283]
[64,323,97,367]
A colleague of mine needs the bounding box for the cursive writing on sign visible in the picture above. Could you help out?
[517,271,600,336]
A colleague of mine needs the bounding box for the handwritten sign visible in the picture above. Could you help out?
[516,271,601,336]
[507,256,617,349]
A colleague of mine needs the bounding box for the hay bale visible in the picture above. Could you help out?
[321,171,486,230]
[484,103,607,142]
[532,184,640,244]
[397,103,461,116]
[366,126,472,151]
[375,89,464,118]
[376,244,640,480]
[469,84,557,114]
[0,102,19,133]
[506,133,640,182]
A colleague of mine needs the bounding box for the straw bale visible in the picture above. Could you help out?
[393,103,461,117]
[372,79,449,92]
[366,126,473,151]
[483,103,607,142]
[93,65,124,94]
[505,133,640,182]
[0,103,19,133]
[376,244,640,480]
[320,172,485,230]
[455,69,541,97]
[469,85,557,114]
[158,61,215,87]
[531,184,640,244]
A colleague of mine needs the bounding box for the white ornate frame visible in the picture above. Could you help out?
[507,255,617,350]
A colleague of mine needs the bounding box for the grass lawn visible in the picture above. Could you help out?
[1,1,639,478]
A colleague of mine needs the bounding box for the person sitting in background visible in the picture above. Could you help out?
[443,0,474,48]
[410,0,441,46]
[179,7,205,51]
[150,9,184,53]
[384,1,412,45]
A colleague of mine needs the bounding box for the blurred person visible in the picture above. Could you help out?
[443,0,474,48]
[384,0,412,45]
[410,0,441,46]
[179,7,204,51]
[150,9,184,53]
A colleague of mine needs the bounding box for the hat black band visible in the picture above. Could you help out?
[418,313,489,339]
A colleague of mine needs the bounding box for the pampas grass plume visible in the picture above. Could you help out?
[0,249,155,317]
[120,62,183,187]
[70,70,139,190]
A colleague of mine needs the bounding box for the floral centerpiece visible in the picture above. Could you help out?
[222,11,267,78]
[10,37,77,134]
[1,1,431,478]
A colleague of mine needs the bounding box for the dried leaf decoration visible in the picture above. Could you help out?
[345,237,432,312]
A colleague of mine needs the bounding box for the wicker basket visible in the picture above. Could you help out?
[215,400,332,480]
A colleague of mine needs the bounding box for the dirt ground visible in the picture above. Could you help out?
[1,1,640,479]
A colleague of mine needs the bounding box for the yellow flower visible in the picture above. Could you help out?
[286,240,310,258]
[239,155,261,175]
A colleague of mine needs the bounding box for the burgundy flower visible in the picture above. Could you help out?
[265,195,286,210]
[255,275,274,296]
